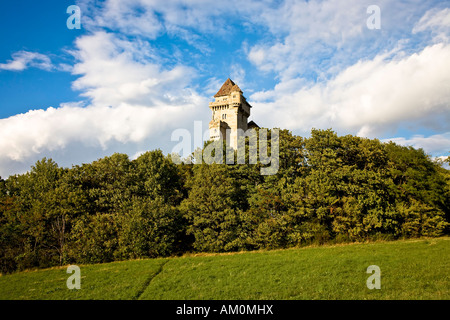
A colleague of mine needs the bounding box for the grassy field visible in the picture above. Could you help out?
[0,237,448,300]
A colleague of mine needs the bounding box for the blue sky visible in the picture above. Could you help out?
[0,0,449,177]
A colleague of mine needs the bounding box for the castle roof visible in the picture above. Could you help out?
[247,120,259,129]
[214,78,242,97]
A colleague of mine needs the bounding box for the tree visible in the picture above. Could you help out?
[0,176,5,196]
[1,130,449,273]
[76,153,134,214]
[68,213,118,264]
[115,198,184,259]
[133,150,183,205]
[181,164,243,252]
[2,159,87,268]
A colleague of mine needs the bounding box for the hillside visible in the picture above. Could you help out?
[1,129,449,275]
[1,237,448,300]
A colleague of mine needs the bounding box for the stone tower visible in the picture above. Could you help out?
[209,78,258,149]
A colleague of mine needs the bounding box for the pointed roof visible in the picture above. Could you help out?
[214,78,242,97]
[248,120,259,129]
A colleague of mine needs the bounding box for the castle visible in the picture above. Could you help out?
[209,78,258,149]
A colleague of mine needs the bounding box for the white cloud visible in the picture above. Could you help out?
[246,0,368,76]
[246,0,432,80]
[230,64,247,90]
[383,132,450,156]
[82,0,163,38]
[78,0,256,38]
[71,31,197,107]
[250,43,450,138]
[0,31,210,177]
[413,8,450,33]
[0,51,53,71]
[203,77,224,96]
[0,99,209,176]
[2,0,449,177]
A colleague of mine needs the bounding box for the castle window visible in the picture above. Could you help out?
[222,114,227,119]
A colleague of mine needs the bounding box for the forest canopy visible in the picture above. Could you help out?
[1,128,449,274]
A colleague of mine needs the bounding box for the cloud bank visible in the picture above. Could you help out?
[250,43,450,138]
[0,0,449,177]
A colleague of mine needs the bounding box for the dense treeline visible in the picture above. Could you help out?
[1,129,449,273]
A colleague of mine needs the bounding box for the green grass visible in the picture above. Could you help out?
[1,238,449,300]
[0,258,168,300]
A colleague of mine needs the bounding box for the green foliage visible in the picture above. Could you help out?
[115,199,184,259]
[134,150,183,205]
[181,164,244,252]
[68,213,118,264]
[0,129,449,273]
[0,176,5,196]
